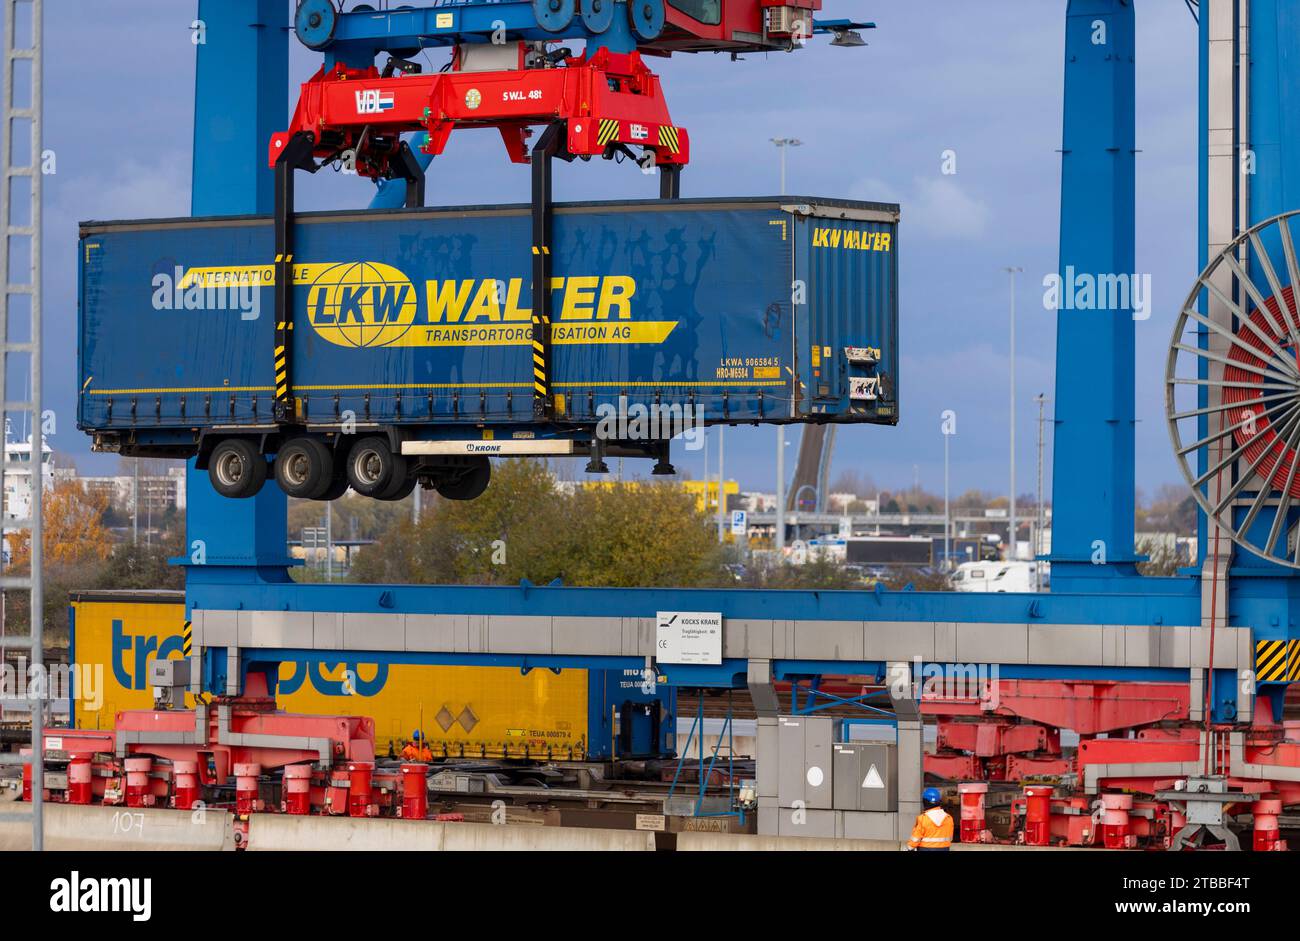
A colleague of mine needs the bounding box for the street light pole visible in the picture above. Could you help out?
[771,138,802,556]
[1035,393,1048,591]
[771,136,803,195]
[1004,266,1022,560]
[716,425,725,542]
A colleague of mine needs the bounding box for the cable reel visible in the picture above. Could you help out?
[1166,210,1300,567]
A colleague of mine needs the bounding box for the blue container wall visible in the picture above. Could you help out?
[78,198,898,435]
[795,212,900,420]
[588,669,676,759]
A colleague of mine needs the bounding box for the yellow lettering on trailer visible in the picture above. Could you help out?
[425,279,475,323]
[810,227,892,253]
[504,277,532,321]
[463,280,503,323]
[597,275,636,320]
[560,275,600,320]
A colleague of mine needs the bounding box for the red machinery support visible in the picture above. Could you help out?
[1022,785,1053,847]
[400,764,428,820]
[957,782,989,844]
[235,764,262,815]
[348,761,375,818]
[173,760,200,811]
[282,764,313,816]
[923,679,1193,781]
[1252,799,1286,851]
[124,757,155,808]
[65,756,92,806]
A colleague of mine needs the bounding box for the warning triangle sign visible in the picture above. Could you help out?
[862,764,884,789]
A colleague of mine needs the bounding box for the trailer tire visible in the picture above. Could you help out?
[436,457,491,501]
[274,437,334,499]
[378,473,418,502]
[208,439,268,499]
[314,473,350,502]
[346,436,408,498]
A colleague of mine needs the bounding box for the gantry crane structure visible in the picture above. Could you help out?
[19,0,1300,850]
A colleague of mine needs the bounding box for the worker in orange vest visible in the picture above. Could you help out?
[907,788,954,851]
[401,729,433,762]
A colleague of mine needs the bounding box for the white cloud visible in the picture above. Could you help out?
[46,155,190,228]
[849,174,990,240]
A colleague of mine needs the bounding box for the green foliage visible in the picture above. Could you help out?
[350,460,724,588]
[727,554,862,590]
[287,491,411,543]
[8,531,185,648]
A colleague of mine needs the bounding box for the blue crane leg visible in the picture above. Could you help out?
[1048,0,1139,590]
[183,0,293,581]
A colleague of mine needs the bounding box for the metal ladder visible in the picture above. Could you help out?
[0,0,45,851]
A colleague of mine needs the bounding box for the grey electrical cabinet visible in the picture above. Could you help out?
[832,742,898,812]
[777,716,834,809]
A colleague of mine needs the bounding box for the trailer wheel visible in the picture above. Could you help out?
[208,439,268,499]
[346,436,408,498]
[377,473,418,502]
[274,437,334,499]
[437,457,491,501]
[314,473,350,502]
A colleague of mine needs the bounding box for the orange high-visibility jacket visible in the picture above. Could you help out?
[908,806,954,849]
[401,743,433,761]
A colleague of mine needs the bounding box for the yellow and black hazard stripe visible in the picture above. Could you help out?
[274,252,295,411]
[1255,638,1300,682]
[531,315,549,397]
[531,244,552,407]
[182,621,193,658]
[658,125,681,154]
[598,118,621,147]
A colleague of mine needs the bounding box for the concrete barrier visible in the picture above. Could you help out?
[442,822,655,851]
[677,831,1087,851]
[677,831,906,851]
[248,814,657,851]
[0,803,236,851]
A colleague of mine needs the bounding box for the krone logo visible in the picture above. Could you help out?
[306,261,418,349]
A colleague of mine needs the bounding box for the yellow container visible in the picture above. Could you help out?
[70,593,589,758]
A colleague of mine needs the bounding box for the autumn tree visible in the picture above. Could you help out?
[3,481,118,644]
[8,480,113,569]
[350,460,723,588]
[554,480,722,587]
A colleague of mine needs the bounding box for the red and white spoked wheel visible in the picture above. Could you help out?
[1167,210,1300,567]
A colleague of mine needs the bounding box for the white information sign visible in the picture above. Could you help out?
[656,611,723,665]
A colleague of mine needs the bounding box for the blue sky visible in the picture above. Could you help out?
[27,1,1198,499]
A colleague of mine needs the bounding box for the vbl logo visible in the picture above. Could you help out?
[355,89,394,114]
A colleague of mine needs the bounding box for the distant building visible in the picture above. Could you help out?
[2,425,53,520]
[63,465,187,515]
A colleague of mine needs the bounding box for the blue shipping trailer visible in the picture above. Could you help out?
[79,196,898,501]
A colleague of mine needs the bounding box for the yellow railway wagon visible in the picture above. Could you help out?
[69,591,590,758]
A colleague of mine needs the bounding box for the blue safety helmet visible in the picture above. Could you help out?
[922,787,942,807]
[411,729,423,741]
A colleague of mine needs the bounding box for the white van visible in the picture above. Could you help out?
[950,560,1047,593]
